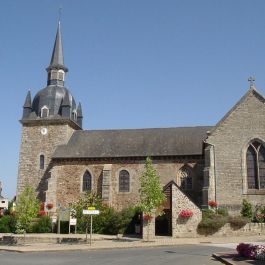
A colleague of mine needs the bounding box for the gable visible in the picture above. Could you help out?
[207,88,265,140]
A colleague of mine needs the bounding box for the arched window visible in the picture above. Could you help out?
[41,106,49,118]
[178,166,192,190]
[83,171,92,192]
[247,141,265,189]
[119,170,130,192]
[40,155,44,170]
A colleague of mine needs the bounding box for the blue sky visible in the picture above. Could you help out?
[1,0,265,198]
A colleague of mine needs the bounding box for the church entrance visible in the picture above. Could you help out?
[155,184,172,236]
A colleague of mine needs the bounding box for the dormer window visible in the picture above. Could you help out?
[41,106,49,118]
[50,70,58,80]
[58,70,65,81]
[72,110,77,120]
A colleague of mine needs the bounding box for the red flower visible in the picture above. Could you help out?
[143,214,153,221]
[208,200,218,208]
[179,209,193,218]
[38,210,47,216]
[46,203,53,210]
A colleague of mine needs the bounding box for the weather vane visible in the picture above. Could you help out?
[248,76,255,89]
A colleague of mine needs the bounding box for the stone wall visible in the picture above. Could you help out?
[17,122,75,201]
[50,157,203,211]
[142,213,156,241]
[171,183,202,237]
[203,223,265,237]
[205,89,265,211]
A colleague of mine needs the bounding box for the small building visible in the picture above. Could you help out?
[0,182,8,216]
[0,195,8,210]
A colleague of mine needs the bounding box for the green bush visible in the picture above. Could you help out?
[0,215,17,233]
[202,209,215,219]
[217,207,229,217]
[228,215,250,229]
[241,199,253,219]
[198,209,228,235]
[198,215,228,235]
[70,192,138,235]
[83,206,137,235]
[31,216,52,233]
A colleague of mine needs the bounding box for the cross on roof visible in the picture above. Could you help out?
[248,76,256,88]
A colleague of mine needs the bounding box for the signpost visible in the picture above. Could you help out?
[69,209,77,234]
[82,207,100,245]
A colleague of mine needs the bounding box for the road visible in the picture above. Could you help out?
[0,244,232,265]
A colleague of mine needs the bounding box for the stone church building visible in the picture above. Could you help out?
[17,23,265,235]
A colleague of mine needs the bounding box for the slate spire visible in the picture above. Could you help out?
[61,91,71,118]
[46,21,68,86]
[47,21,68,72]
[77,102,83,128]
[22,90,32,118]
[23,90,32,108]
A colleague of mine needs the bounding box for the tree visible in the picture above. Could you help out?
[139,157,166,214]
[16,184,40,233]
[139,157,166,240]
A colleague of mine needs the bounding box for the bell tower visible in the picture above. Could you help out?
[17,22,83,201]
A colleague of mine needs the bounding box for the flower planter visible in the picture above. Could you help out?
[179,210,193,219]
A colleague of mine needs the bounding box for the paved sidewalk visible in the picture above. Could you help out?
[0,233,264,255]
[1,233,265,264]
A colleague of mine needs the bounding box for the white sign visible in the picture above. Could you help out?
[83,209,100,215]
[70,218,77,225]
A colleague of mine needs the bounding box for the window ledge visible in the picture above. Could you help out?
[245,189,265,195]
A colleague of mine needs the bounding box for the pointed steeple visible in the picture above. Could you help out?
[23,90,32,108]
[48,21,68,72]
[46,21,68,86]
[23,90,32,118]
[77,102,83,128]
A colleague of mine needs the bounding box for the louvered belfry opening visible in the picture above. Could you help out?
[155,184,172,236]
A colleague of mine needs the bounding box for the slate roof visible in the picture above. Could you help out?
[31,85,76,117]
[53,126,212,159]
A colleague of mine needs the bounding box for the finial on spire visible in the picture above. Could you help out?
[248,76,256,89]
[58,6,62,23]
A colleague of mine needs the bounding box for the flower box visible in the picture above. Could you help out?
[179,209,193,218]
[46,203,53,210]
[208,200,218,208]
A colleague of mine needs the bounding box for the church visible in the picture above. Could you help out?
[17,22,265,235]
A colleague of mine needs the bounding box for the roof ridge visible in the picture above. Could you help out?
[79,125,213,133]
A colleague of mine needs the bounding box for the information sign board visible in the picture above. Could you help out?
[83,209,100,215]
[70,218,77,226]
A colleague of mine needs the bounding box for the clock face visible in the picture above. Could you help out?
[41,128,48,135]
